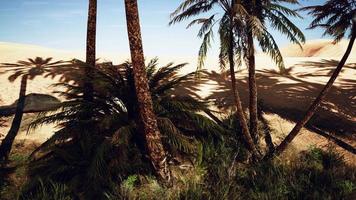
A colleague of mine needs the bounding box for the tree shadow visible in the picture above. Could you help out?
[172,70,214,100]
[294,59,356,77]
[205,59,356,138]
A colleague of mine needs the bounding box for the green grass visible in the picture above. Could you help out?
[0,141,34,200]
[2,142,355,200]
[103,146,355,200]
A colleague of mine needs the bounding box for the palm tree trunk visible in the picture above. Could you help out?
[0,75,28,161]
[257,104,274,154]
[124,0,170,182]
[265,32,356,159]
[84,0,97,103]
[228,25,259,158]
[247,32,258,144]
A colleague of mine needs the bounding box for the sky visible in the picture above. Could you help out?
[0,0,329,60]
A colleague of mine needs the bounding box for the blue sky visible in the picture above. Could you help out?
[0,0,328,58]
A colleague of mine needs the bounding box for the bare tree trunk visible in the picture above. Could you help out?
[228,25,259,158]
[84,0,97,103]
[0,75,28,161]
[265,32,356,159]
[124,0,170,182]
[247,32,258,144]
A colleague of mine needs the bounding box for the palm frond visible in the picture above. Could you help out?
[158,117,197,154]
[300,0,356,42]
[197,29,214,70]
[169,0,218,25]
[258,29,285,71]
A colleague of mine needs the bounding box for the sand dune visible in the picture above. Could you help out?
[280,39,356,58]
[0,42,83,63]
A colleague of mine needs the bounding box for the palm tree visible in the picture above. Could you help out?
[0,57,62,161]
[266,0,356,159]
[0,99,7,139]
[238,0,305,143]
[170,0,260,157]
[84,0,97,103]
[124,0,170,181]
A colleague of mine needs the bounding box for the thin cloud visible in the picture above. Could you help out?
[21,19,42,26]
[22,1,50,6]
[45,10,86,20]
[105,25,125,29]
[104,24,164,29]
[0,8,16,12]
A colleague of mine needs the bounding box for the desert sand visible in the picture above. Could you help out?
[280,39,356,58]
[0,40,355,163]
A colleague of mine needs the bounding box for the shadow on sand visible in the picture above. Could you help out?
[199,59,355,151]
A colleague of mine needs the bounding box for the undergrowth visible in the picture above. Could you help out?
[3,144,353,200]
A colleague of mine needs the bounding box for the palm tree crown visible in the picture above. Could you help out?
[170,0,305,71]
[301,0,356,42]
[239,0,305,71]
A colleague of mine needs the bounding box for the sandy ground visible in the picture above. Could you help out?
[264,113,355,165]
[0,40,355,163]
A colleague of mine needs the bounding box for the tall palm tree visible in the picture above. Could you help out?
[0,98,7,138]
[84,0,97,103]
[0,57,62,161]
[239,0,305,143]
[170,0,260,157]
[266,0,356,159]
[124,0,170,181]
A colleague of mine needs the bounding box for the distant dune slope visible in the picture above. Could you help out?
[280,39,356,58]
[0,42,83,62]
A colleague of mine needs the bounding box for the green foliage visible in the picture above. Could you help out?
[20,135,119,200]
[234,147,356,200]
[170,147,355,200]
[104,144,355,200]
[19,179,72,200]
[10,152,28,164]
[170,0,236,71]
[122,175,139,191]
[5,126,355,200]
[21,58,223,199]
[170,0,305,72]
[301,0,356,42]
[301,146,344,170]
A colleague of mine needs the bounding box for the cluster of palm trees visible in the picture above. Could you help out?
[0,0,355,185]
[170,0,305,159]
[170,0,356,162]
